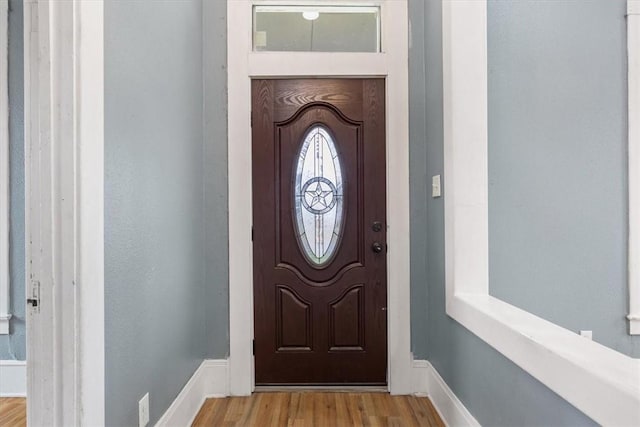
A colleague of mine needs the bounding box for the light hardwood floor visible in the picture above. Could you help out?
[0,398,26,427]
[0,393,444,426]
[192,392,445,427]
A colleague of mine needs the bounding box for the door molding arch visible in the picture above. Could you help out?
[227,0,412,395]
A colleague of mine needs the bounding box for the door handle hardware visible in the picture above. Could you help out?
[372,221,383,232]
[371,242,383,253]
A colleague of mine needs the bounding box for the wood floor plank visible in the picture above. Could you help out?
[334,391,350,425]
[191,392,444,426]
[224,396,250,424]
[419,397,446,427]
[0,398,26,427]
[391,395,421,427]
[346,393,364,426]
[407,396,446,427]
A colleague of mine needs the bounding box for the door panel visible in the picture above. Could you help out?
[253,79,387,385]
[329,284,365,350]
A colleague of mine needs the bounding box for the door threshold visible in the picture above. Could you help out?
[254,385,388,393]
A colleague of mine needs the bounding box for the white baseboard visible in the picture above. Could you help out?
[0,360,26,397]
[155,359,228,427]
[413,359,480,427]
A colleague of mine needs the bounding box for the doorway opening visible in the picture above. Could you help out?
[251,79,387,385]
[227,0,411,395]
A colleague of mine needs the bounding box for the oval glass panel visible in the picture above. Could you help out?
[294,126,344,266]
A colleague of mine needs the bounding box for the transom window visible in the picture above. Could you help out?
[253,5,380,52]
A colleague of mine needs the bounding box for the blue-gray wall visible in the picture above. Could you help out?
[203,0,229,359]
[105,0,227,425]
[409,0,429,359]
[417,0,631,425]
[0,0,25,361]
[488,0,639,358]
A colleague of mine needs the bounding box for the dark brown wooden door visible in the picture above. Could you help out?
[252,79,387,385]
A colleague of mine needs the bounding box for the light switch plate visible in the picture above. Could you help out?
[432,175,442,198]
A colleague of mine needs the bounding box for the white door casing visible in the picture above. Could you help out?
[227,0,412,395]
[627,0,640,335]
[24,1,104,424]
[0,0,10,335]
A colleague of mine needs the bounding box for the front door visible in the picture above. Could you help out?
[252,79,387,385]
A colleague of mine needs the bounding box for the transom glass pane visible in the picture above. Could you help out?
[294,126,344,266]
[253,6,380,52]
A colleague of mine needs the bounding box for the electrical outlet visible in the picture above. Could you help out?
[139,393,149,427]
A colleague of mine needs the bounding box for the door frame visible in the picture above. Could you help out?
[227,0,412,395]
[24,1,105,424]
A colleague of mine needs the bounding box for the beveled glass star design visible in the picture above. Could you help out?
[306,181,333,210]
[300,177,338,214]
